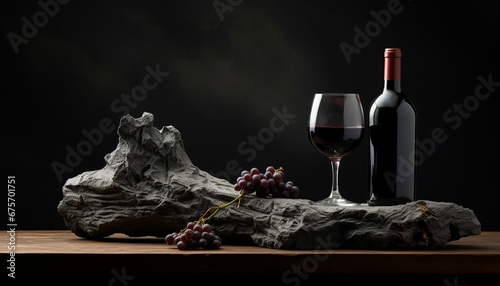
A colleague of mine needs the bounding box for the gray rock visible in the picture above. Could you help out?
[57,112,481,249]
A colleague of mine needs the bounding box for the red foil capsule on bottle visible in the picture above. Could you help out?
[384,48,401,81]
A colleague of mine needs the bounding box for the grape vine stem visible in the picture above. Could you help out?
[177,192,245,235]
[199,192,245,224]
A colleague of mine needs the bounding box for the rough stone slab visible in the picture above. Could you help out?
[57,113,481,249]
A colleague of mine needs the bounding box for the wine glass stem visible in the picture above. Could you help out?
[329,158,341,199]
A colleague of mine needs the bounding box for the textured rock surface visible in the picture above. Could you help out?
[57,113,481,249]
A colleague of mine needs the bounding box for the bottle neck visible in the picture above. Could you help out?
[384,56,401,92]
[384,80,401,93]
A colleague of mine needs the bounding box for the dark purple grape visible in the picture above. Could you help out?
[192,231,201,241]
[234,184,241,192]
[268,178,276,188]
[238,180,247,189]
[193,224,202,232]
[281,190,290,198]
[202,231,210,240]
[252,174,261,183]
[260,179,269,188]
[207,232,216,242]
[278,182,286,191]
[250,168,260,175]
[165,233,175,244]
[292,186,300,195]
[241,170,250,176]
[184,229,194,239]
[285,184,293,192]
[186,222,196,229]
[273,172,282,182]
[202,224,212,233]
[174,236,181,245]
[188,239,198,249]
[266,166,275,174]
[198,238,208,248]
[243,174,252,182]
[264,171,273,179]
[211,240,222,249]
[278,171,285,179]
[246,181,255,190]
[177,241,187,250]
[180,233,189,242]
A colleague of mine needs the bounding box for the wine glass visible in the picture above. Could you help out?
[308,93,365,206]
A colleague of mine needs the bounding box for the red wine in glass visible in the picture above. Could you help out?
[308,93,365,206]
[309,126,364,158]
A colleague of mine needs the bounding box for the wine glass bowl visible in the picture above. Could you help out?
[308,93,365,206]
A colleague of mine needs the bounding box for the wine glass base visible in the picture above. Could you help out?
[314,197,359,206]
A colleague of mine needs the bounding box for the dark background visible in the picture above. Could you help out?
[2,0,499,231]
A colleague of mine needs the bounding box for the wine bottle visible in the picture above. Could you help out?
[368,48,416,206]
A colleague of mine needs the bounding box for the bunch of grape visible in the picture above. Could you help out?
[165,222,222,250]
[234,166,300,198]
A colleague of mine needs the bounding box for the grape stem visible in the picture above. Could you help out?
[177,192,246,235]
[200,192,245,223]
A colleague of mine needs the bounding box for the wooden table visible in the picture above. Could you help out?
[2,230,499,284]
